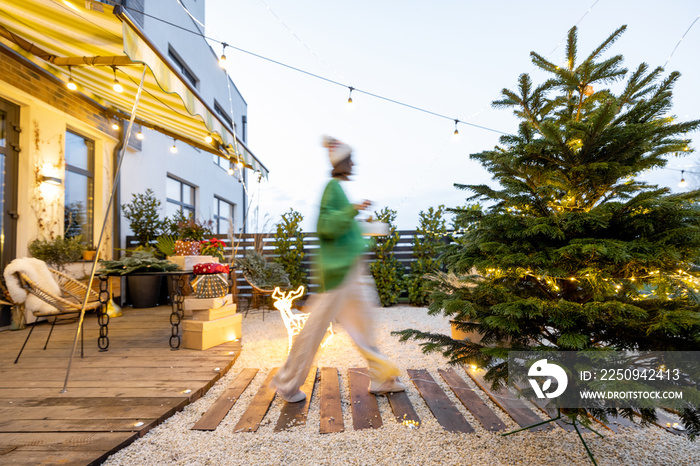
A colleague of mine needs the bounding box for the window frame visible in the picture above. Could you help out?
[213,196,235,235]
[64,129,95,244]
[166,175,196,217]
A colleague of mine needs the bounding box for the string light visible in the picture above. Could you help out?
[111,66,123,93]
[136,130,144,140]
[111,120,120,131]
[170,138,178,153]
[678,170,687,188]
[453,119,460,139]
[219,42,228,69]
[205,133,213,143]
[347,86,354,105]
[227,163,234,175]
[66,66,77,91]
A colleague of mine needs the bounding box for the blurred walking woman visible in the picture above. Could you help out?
[271,135,406,402]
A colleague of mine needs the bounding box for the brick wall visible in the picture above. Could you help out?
[0,44,116,136]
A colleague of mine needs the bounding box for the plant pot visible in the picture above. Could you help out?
[450,319,483,344]
[174,240,201,256]
[82,250,97,261]
[127,274,163,308]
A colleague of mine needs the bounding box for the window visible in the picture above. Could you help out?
[64,130,94,243]
[213,197,235,235]
[168,46,198,88]
[214,100,233,129]
[166,176,195,218]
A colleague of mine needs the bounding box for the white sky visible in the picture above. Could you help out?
[203,0,700,231]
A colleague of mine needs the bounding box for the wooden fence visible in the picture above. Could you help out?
[125,230,448,306]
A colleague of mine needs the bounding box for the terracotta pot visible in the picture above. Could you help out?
[82,250,97,261]
[174,240,201,256]
[450,319,483,344]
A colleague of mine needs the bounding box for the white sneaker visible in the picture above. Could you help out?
[369,377,406,395]
[277,388,306,403]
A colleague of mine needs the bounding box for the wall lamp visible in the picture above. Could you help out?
[41,175,63,186]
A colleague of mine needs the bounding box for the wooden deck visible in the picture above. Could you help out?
[0,306,241,466]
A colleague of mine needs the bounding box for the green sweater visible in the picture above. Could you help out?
[316,178,366,291]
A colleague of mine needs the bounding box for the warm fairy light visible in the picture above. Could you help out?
[66,66,77,90]
[112,66,123,93]
[227,166,235,175]
[170,139,177,153]
[679,170,688,188]
[111,122,119,131]
[205,133,213,143]
[136,130,144,140]
[453,119,460,139]
[347,86,354,105]
[219,43,228,69]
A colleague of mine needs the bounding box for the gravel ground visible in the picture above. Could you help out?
[104,306,700,466]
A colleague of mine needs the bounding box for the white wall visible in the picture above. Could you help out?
[119,0,252,244]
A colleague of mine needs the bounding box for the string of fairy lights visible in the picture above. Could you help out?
[66,1,699,192]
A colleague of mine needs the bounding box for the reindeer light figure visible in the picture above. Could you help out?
[273,286,333,354]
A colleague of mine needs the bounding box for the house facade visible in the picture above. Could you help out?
[0,0,266,327]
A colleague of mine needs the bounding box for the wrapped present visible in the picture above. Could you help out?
[191,273,229,298]
[174,240,201,256]
[193,262,230,275]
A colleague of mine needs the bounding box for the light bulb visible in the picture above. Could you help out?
[205,134,213,143]
[136,131,144,140]
[112,66,123,93]
[453,119,460,140]
[112,122,119,131]
[227,166,234,175]
[219,43,228,69]
[170,139,177,153]
[347,86,354,105]
[66,66,77,90]
[679,170,688,188]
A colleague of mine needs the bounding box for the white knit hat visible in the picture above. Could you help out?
[321,135,352,167]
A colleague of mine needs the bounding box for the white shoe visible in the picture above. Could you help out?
[277,388,306,403]
[369,377,406,395]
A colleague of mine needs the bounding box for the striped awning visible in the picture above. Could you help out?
[0,0,268,177]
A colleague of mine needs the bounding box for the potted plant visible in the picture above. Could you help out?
[164,211,213,256]
[82,243,97,261]
[98,248,180,308]
[28,235,85,271]
[200,237,226,262]
[122,189,164,246]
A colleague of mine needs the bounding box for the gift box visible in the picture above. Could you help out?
[182,313,242,350]
[174,240,201,256]
[190,273,229,298]
[192,303,237,321]
[193,262,230,275]
[183,294,233,312]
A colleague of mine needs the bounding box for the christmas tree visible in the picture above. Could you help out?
[396,26,700,436]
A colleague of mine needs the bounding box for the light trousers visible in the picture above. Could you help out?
[272,261,399,394]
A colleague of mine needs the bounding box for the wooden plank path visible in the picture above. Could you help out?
[233,369,278,432]
[0,305,241,465]
[408,369,474,433]
[192,368,258,431]
[274,367,317,432]
[465,366,554,432]
[438,368,507,432]
[319,367,344,433]
[348,368,382,430]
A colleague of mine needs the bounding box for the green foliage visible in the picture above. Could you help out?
[97,249,180,275]
[272,208,307,289]
[163,210,213,241]
[28,235,85,271]
[407,205,447,306]
[155,235,176,257]
[369,207,405,307]
[235,250,290,290]
[394,26,700,432]
[122,189,164,245]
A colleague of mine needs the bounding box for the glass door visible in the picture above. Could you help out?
[0,97,20,271]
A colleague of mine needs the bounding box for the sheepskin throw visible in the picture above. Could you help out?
[4,258,62,315]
